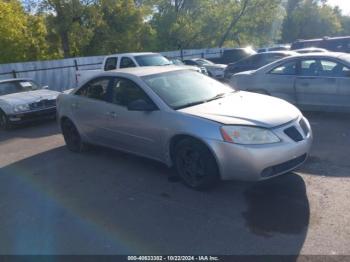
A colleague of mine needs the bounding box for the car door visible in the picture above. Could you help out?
[295,58,339,111]
[101,77,164,161]
[262,60,298,104]
[334,62,350,112]
[70,77,113,144]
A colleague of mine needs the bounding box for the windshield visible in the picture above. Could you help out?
[170,59,185,65]
[195,59,214,66]
[0,80,40,96]
[135,54,171,66]
[143,70,234,109]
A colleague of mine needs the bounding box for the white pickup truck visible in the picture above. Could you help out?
[76,52,207,84]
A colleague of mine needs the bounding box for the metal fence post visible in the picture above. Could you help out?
[12,70,17,78]
[74,59,78,70]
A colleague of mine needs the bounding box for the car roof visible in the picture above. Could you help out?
[106,52,158,57]
[255,51,298,55]
[105,65,188,77]
[0,78,33,84]
[254,52,350,73]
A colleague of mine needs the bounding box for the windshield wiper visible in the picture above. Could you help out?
[174,100,207,110]
[206,91,235,102]
[174,91,236,110]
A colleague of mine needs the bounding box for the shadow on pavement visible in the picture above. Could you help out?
[300,111,350,177]
[0,120,59,143]
[0,144,309,256]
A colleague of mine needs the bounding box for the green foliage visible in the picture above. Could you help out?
[0,0,52,63]
[282,0,342,42]
[1,0,350,64]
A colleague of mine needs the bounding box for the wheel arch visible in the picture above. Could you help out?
[168,134,221,177]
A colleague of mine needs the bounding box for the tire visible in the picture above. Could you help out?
[174,138,220,190]
[61,119,87,153]
[0,110,11,130]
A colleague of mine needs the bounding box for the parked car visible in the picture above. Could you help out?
[57,66,312,190]
[76,52,204,84]
[294,47,328,54]
[167,57,208,75]
[257,45,291,53]
[209,47,257,65]
[230,52,350,112]
[224,51,298,80]
[291,36,350,53]
[0,78,60,129]
[183,58,226,79]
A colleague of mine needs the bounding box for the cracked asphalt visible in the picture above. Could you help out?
[0,112,349,256]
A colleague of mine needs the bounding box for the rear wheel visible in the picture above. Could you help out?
[174,138,220,190]
[0,110,11,130]
[61,119,86,153]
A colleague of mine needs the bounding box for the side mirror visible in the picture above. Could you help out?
[127,99,157,111]
[42,85,49,89]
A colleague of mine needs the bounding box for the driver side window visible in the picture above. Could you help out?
[110,78,153,107]
[75,77,110,102]
[120,57,136,68]
[270,61,297,75]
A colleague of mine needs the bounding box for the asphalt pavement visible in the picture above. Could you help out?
[0,112,349,256]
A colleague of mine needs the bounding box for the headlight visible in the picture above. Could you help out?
[220,126,281,145]
[13,104,30,113]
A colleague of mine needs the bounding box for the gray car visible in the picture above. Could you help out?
[57,66,312,189]
[230,52,350,112]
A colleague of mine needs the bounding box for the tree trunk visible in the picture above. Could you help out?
[60,31,70,58]
[218,0,249,47]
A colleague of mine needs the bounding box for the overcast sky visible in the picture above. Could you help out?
[327,0,350,15]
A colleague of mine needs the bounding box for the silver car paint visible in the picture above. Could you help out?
[230,52,350,112]
[57,66,312,181]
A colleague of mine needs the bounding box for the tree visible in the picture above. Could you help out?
[281,0,342,42]
[0,0,51,63]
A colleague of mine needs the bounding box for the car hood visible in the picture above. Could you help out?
[179,91,300,128]
[0,89,61,106]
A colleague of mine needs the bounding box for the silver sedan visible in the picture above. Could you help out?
[230,52,350,112]
[57,66,312,189]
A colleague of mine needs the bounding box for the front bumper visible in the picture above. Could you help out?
[206,117,313,181]
[8,107,56,125]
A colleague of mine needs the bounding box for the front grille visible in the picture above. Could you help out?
[299,118,309,136]
[284,126,303,142]
[29,99,56,110]
[261,154,307,177]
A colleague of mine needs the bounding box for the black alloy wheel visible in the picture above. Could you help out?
[175,138,219,190]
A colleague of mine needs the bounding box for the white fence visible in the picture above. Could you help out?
[0,48,223,91]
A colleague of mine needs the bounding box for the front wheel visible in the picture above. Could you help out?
[174,138,220,190]
[61,119,87,153]
[0,110,11,130]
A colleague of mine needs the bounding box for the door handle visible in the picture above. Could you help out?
[106,111,118,119]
